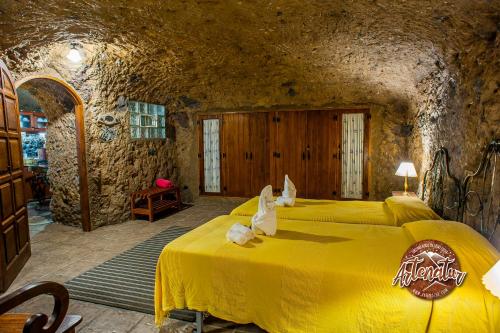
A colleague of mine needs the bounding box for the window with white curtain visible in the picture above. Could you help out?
[203,119,221,193]
[341,113,364,199]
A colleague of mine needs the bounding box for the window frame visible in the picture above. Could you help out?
[129,100,167,141]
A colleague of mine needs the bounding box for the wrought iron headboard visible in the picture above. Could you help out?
[421,147,461,220]
[461,140,500,241]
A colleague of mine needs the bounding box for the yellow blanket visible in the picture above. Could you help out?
[154,216,499,332]
[230,196,396,225]
[404,220,500,333]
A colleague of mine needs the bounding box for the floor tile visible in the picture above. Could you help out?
[5,197,249,333]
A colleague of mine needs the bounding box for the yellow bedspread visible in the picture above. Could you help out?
[154,216,499,332]
[230,197,396,225]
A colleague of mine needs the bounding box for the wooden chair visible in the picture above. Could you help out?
[0,281,82,333]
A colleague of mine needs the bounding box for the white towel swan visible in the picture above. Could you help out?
[276,175,296,207]
[251,185,277,236]
[226,223,255,245]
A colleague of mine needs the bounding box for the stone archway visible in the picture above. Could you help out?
[15,76,90,232]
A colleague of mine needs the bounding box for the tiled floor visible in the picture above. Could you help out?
[6,197,266,333]
[27,201,53,238]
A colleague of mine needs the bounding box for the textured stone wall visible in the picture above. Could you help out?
[7,44,178,228]
[0,1,498,239]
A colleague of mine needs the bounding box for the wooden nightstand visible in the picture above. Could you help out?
[392,191,417,197]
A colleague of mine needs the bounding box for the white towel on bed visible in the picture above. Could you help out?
[226,223,255,245]
[276,175,297,207]
[251,185,277,236]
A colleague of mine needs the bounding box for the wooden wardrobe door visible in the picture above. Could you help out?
[271,111,307,197]
[248,113,270,196]
[305,110,339,199]
[221,113,251,197]
[0,60,30,293]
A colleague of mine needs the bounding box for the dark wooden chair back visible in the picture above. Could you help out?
[0,281,81,333]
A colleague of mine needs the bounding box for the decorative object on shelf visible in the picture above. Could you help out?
[395,161,417,194]
[156,178,173,189]
[483,260,500,299]
[97,114,119,126]
[20,111,48,132]
[21,132,47,165]
[99,127,118,142]
[116,95,128,112]
[129,100,166,140]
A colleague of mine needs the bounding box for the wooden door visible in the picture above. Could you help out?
[248,113,270,196]
[221,113,251,197]
[270,111,307,197]
[305,110,339,199]
[0,60,30,293]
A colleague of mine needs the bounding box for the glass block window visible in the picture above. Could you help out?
[129,101,166,139]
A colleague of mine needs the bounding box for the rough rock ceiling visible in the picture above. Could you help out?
[0,0,498,109]
[20,79,76,116]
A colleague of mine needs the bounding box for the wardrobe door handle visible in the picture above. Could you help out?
[245,152,248,160]
[302,152,306,160]
[250,152,253,160]
[307,151,311,160]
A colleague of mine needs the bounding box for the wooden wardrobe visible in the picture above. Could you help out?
[198,109,370,200]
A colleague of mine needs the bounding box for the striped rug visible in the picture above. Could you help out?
[65,225,195,320]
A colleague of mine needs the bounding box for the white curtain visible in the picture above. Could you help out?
[341,113,364,199]
[203,119,221,192]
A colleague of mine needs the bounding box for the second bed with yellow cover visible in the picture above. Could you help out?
[230,195,441,226]
[155,216,500,332]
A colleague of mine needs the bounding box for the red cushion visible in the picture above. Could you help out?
[156,178,173,189]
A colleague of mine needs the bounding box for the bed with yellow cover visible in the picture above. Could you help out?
[155,216,500,332]
[230,195,441,226]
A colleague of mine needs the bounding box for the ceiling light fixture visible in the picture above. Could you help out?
[67,45,82,63]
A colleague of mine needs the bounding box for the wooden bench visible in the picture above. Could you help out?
[0,281,82,333]
[131,186,182,222]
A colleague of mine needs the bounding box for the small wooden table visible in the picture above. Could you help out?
[392,191,417,197]
[130,186,181,222]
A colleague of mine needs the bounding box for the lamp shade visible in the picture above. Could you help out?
[483,260,500,299]
[395,162,417,177]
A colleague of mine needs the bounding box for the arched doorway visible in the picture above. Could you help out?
[15,76,90,232]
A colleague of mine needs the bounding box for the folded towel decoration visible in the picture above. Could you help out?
[276,174,297,207]
[251,185,277,236]
[226,223,255,245]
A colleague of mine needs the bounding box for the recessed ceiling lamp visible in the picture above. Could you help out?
[66,45,82,63]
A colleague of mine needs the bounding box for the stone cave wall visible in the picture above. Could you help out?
[0,1,498,237]
[407,16,499,248]
[7,44,178,228]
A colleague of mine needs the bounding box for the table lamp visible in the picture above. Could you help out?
[395,162,417,194]
[483,260,500,299]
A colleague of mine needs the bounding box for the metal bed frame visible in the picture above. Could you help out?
[421,147,462,220]
[421,140,499,239]
[461,140,500,241]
